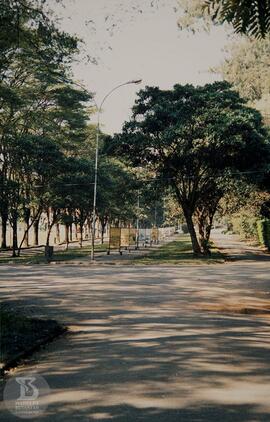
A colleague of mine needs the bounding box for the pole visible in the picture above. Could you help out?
[136,192,140,249]
[91,113,100,261]
[90,79,142,261]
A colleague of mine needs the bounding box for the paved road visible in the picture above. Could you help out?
[1,234,270,421]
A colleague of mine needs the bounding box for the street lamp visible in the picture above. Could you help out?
[55,77,142,260]
[91,79,142,260]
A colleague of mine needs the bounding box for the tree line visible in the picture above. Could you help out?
[2,0,269,258]
[0,0,145,257]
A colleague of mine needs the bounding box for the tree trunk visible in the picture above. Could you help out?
[1,211,8,249]
[33,218,40,246]
[197,214,210,255]
[87,217,93,239]
[79,224,83,248]
[11,210,18,257]
[56,223,60,244]
[101,219,107,244]
[184,210,201,255]
[46,225,53,246]
[23,208,31,247]
[206,213,215,243]
[65,224,69,250]
[196,199,219,255]
[46,209,54,246]
[69,224,73,242]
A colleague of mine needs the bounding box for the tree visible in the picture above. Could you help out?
[0,0,77,73]
[0,0,91,251]
[178,0,270,38]
[205,0,270,38]
[97,158,138,240]
[109,82,269,254]
[214,35,270,125]
[177,1,270,122]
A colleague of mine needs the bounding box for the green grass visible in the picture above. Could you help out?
[0,243,109,265]
[0,308,32,365]
[132,235,225,265]
[0,306,65,369]
[0,236,224,266]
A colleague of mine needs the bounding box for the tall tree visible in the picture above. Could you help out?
[109,82,269,254]
[0,0,90,250]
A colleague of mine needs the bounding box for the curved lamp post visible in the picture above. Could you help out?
[91,79,142,260]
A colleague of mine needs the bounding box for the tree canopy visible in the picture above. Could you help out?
[0,0,140,255]
[109,82,269,254]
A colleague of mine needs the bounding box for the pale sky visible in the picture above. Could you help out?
[53,0,230,134]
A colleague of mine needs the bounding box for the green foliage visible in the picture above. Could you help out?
[0,0,78,73]
[205,0,270,38]
[257,220,270,249]
[177,0,213,32]
[178,2,270,120]
[257,220,265,245]
[216,36,270,104]
[110,81,269,254]
[231,214,259,239]
[0,0,140,253]
[178,0,270,38]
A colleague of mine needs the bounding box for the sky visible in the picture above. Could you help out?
[52,0,230,134]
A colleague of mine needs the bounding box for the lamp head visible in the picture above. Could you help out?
[129,79,142,85]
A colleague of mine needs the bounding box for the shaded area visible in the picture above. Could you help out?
[30,403,270,422]
[1,247,270,420]
[0,243,109,265]
[133,236,224,265]
[212,231,270,263]
[0,303,65,373]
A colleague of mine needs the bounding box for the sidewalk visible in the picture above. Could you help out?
[211,230,270,262]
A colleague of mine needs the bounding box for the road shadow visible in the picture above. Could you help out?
[1,265,270,420]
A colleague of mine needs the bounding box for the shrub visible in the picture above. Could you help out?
[231,215,258,240]
[257,220,270,250]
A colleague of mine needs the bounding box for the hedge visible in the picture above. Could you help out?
[257,220,270,250]
[231,215,258,240]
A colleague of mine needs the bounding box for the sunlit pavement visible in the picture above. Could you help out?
[1,234,270,421]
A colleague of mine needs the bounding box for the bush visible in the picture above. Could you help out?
[231,215,258,240]
[257,220,270,250]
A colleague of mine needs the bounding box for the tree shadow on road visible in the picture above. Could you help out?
[1,266,270,421]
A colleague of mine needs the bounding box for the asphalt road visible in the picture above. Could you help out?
[1,233,270,421]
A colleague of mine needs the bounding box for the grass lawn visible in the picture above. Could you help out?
[133,235,225,265]
[0,243,109,265]
[0,236,224,266]
[0,305,65,372]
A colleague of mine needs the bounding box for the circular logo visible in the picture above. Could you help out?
[3,373,50,419]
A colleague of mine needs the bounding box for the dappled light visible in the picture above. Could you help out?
[1,258,270,420]
[1,1,270,420]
